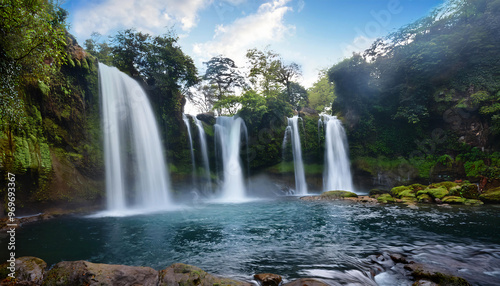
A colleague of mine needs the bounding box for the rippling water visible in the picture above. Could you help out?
[2,198,500,285]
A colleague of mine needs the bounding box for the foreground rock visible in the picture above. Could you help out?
[43,260,159,285]
[159,263,251,286]
[0,256,46,285]
[371,252,471,286]
[404,263,471,285]
[254,273,282,286]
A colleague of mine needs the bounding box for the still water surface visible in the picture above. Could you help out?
[2,198,500,285]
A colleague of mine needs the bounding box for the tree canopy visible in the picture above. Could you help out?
[328,0,500,157]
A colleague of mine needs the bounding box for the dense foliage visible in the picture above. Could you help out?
[0,1,104,210]
[328,0,500,182]
[85,29,199,162]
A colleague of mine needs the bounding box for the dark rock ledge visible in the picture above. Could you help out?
[0,257,331,286]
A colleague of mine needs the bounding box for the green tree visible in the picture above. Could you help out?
[0,0,68,145]
[203,55,246,115]
[308,70,336,113]
[246,47,282,96]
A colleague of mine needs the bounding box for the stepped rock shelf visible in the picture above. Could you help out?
[0,255,471,286]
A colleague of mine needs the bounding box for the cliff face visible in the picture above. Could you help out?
[0,35,104,216]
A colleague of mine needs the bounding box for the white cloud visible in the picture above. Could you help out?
[192,0,294,68]
[73,0,209,40]
[340,35,376,58]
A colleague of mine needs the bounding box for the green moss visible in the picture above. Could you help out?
[479,187,500,203]
[377,193,395,203]
[401,196,418,204]
[432,181,458,191]
[203,123,214,137]
[40,143,52,170]
[418,187,449,199]
[391,186,416,198]
[417,193,432,203]
[67,57,75,68]
[81,58,89,70]
[38,80,50,96]
[442,196,467,204]
[321,190,358,198]
[464,199,483,205]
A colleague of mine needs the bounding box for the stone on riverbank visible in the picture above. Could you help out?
[479,186,500,203]
[43,260,159,286]
[404,263,471,286]
[377,193,395,203]
[254,273,282,286]
[159,263,250,286]
[0,256,46,285]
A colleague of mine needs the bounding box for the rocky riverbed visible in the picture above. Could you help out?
[0,255,472,286]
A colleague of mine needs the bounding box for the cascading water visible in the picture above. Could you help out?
[214,116,247,202]
[183,113,197,186]
[99,63,172,212]
[284,116,308,195]
[320,115,353,192]
[194,116,212,194]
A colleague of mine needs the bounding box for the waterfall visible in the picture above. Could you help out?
[214,116,247,202]
[99,63,172,212]
[320,115,353,192]
[194,116,212,194]
[284,116,308,195]
[183,114,196,186]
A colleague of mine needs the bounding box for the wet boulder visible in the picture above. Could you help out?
[159,263,250,286]
[479,186,500,203]
[43,260,159,286]
[254,273,282,286]
[196,112,216,125]
[377,193,395,203]
[0,256,47,285]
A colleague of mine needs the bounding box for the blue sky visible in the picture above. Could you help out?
[63,0,445,88]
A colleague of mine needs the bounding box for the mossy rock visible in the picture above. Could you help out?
[417,187,449,199]
[449,183,480,199]
[401,196,418,204]
[442,196,467,204]
[369,189,389,197]
[321,190,358,198]
[159,263,250,286]
[464,199,483,206]
[431,181,459,191]
[391,186,416,198]
[417,193,432,203]
[377,193,395,203]
[405,263,471,285]
[479,186,500,203]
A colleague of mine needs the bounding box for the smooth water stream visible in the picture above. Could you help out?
[214,116,248,202]
[99,63,172,212]
[2,200,499,285]
[320,115,353,192]
[284,116,308,195]
[183,113,197,186]
[194,116,212,194]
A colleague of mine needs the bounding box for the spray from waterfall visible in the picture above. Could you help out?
[99,63,173,213]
